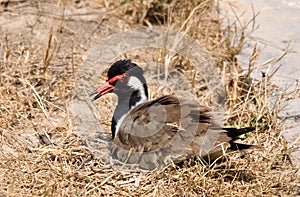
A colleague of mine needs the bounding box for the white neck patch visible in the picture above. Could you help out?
[127,76,148,106]
[114,76,148,137]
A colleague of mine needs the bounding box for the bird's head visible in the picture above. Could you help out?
[90,59,148,101]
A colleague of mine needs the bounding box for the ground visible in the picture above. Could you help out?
[0,0,299,196]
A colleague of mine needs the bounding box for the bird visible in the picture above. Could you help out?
[90,59,255,170]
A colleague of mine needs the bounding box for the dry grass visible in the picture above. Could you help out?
[0,0,299,196]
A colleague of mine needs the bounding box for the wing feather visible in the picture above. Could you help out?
[110,95,254,170]
[111,95,212,169]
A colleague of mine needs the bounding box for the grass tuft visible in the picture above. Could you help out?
[0,0,299,196]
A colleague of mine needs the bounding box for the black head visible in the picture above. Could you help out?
[90,59,148,101]
[107,60,143,82]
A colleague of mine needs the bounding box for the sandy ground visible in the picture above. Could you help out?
[220,0,300,176]
[0,0,299,196]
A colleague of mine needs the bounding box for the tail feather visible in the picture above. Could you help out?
[223,127,256,151]
[223,127,255,140]
[230,143,253,151]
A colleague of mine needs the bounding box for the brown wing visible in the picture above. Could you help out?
[111,95,222,169]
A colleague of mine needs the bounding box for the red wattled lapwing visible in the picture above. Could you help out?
[90,59,255,170]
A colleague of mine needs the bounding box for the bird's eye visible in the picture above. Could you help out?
[107,74,123,84]
[121,72,130,83]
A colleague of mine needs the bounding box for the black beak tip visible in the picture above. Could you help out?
[93,94,101,101]
[89,90,99,101]
[89,90,98,97]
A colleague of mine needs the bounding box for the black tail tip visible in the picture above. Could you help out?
[231,143,254,150]
[223,126,256,138]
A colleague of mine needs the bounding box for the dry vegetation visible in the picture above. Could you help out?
[0,0,299,196]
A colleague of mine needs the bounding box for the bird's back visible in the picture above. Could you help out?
[110,95,252,170]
